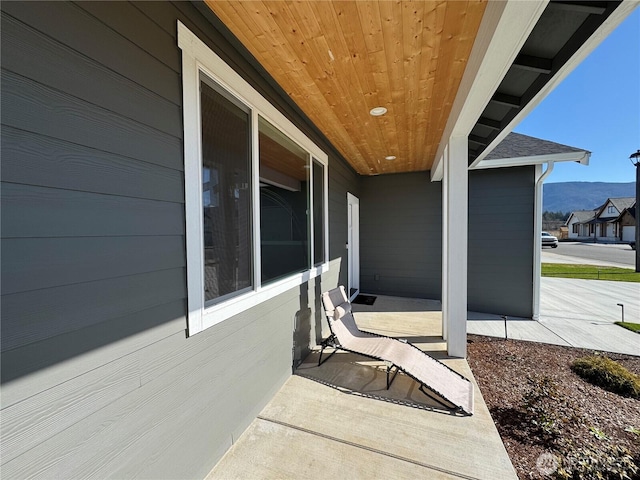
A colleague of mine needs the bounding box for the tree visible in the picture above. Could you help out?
[542,211,569,222]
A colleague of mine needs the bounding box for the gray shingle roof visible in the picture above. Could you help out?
[566,210,596,225]
[484,132,589,160]
[608,197,636,213]
[595,197,636,221]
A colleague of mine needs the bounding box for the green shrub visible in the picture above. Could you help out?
[522,375,562,439]
[554,443,638,480]
[571,356,640,399]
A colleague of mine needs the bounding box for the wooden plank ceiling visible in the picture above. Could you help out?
[205,1,488,175]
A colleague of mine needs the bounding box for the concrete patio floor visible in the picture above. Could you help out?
[207,282,638,479]
[208,296,517,480]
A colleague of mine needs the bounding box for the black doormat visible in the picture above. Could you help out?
[352,294,377,305]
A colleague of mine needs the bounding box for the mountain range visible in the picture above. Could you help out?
[543,182,635,214]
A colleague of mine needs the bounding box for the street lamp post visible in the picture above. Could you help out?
[630,150,640,273]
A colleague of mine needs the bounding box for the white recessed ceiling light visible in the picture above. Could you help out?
[369,106,387,116]
[385,155,396,161]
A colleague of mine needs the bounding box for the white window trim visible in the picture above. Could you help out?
[310,158,329,268]
[178,21,329,336]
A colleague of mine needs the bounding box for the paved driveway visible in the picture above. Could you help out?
[544,241,635,268]
[468,247,639,356]
[468,277,639,356]
[538,277,639,355]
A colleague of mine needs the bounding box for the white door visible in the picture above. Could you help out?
[347,193,360,300]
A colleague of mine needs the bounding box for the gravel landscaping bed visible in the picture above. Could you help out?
[467,335,640,479]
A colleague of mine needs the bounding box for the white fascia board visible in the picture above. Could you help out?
[470,1,639,169]
[431,0,548,182]
[472,150,590,170]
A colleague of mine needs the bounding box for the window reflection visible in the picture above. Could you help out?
[200,78,252,302]
[259,117,310,284]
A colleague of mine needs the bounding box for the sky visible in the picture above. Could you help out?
[513,7,640,184]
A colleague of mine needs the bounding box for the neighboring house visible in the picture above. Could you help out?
[590,197,635,241]
[617,205,637,243]
[566,198,636,242]
[566,209,597,239]
[593,197,636,240]
[1,2,632,478]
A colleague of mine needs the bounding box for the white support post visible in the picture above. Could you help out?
[533,164,543,321]
[442,136,468,358]
[533,162,554,320]
[441,147,448,341]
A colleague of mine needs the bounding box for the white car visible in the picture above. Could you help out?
[541,231,558,248]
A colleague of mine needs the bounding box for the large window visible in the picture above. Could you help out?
[259,117,310,284]
[201,78,252,304]
[179,22,329,335]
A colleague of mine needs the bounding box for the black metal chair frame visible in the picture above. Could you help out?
[319,333,400,389]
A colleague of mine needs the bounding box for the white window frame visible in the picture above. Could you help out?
[178,21,329,335]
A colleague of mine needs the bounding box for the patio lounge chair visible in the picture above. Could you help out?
[320,286,474,415]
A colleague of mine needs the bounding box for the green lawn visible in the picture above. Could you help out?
[615,322,640,333]
[541,263,640,283]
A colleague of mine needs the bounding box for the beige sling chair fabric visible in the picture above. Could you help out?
[321,286,474,415]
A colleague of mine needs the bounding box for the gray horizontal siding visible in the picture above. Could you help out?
[468,166,535,318]
[1,354,140,464]
[2,236,186,295]
[358,168,535,319]
[1,12,181,136]
[1,183,185,238]
[2,69,182,169]
[137,288,299,388]
[2,268,187,352]
[77,1,182,73]
[1,2,359,479]
[1,126,184,202]
[359,172,442,298]
[1,293,297,480]
[328,156,360,265]
[322,154,360,342]
[0,1,181,103]
[1,300,186,406]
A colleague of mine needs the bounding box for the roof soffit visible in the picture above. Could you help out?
[470,1,634,168]
[204,0,487,175]
[201,1,633,178]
